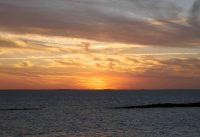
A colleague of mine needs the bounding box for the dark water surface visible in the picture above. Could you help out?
[0,90,200,137]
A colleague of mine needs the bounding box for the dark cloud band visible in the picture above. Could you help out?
[0,0,199,47]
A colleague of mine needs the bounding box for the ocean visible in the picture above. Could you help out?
[0,90,200,137]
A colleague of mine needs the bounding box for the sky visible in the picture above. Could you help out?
[0,0,200,89]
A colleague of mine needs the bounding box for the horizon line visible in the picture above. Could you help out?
[0,89,200,91]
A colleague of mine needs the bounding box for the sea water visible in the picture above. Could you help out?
[0,90,200,137]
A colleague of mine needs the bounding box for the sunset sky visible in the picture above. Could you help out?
[0,0,200,89]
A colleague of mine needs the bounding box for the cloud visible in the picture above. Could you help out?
[0,39,22,49]
[53,55,200,79]
[190,0,200,27]
[139,58,200,78]
[0,50,200,89]
[0,0,199,47]
[0,37,41,51]
[55,60,83,67]
[15,61,33,68]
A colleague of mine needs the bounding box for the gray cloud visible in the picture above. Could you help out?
[190,0,200,27]
[0,0,199,47]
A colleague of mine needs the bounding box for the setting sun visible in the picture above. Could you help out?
[83,77,108,89]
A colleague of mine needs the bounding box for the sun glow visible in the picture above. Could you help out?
[83,77,109,89]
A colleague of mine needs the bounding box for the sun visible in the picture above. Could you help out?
[78,75,122,90]
[84,77,108,89]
